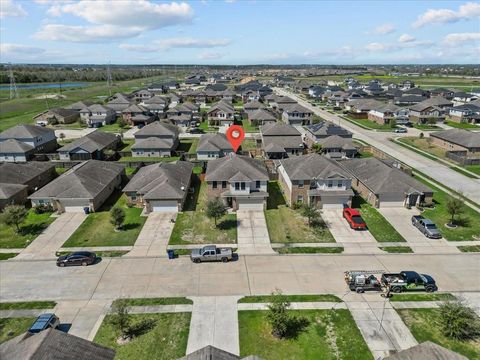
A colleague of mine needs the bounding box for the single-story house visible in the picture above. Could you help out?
[29,160,125,213]
[243,100,265,114]
[140,95,168,114]
[345,99,384,119]
[0,124,58,153]
[304,121,352,147]
[0,183,28,210]
[385,341,466,360]
[319,135,357,159]
[205,154,269,210]
[67,100,95,111]
[123,161,193,213]
[429,129,480,155]
[34,108,80,126]
[277,153,353,208]
[58,131,121,161]
[0,161,57,193]
[0,139,35,162]
[197,133,234,160]
[339,157,434,208]
[260,122,304,159]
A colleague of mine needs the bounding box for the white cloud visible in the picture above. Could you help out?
[34,1,194,42]
[413,2,480,28]
[0,43,45,55]
[443,32,480,46]
[0,0,27,18]
[365,40,433,52]
[371,23,396,35]
[198,51,224,60]
[120,38,231,52]
[398,34,415,43]
[365,42,393,52]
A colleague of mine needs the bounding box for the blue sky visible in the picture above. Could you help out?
[0,0,479,64]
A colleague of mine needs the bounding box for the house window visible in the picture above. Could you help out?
[256,181,260,188]
[222,181,227,189]
[337,181,342,188]
[297,195,304,203]
[328,181,333,188]
[131,196,137,201]
[241,182,245,190]
[212,181,217,189]
[235,182,240,190]
[298,180,304,188]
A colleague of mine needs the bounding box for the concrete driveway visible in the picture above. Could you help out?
[125,212,176,257]
[378,207,460,254]
[321,209,382,254]
[16,212,87,260]
[236,210,274,255]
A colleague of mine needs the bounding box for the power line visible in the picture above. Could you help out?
[8,63,19,100]
[106,62,113,97]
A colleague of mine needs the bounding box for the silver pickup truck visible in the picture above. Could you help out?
[190,245,233,263]
[411,215,442,239]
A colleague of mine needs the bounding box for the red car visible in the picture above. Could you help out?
[343,208,367,230]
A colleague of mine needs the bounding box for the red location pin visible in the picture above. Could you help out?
[226,125,245,152]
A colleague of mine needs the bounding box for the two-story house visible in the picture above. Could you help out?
[448,103,480,124]
[408,97,453,124]
[131,121,179,157]
[281,103,313,125]
[106,93,133,114]
[140,95,168,115]
[197,133,234,160]
[260,122,304,159]
[80,104,116,127]
[205,154,269,210]
[0,124,57,154]
[277,153,353,209]
[122,104,155,127]
[368,104,409,125]
[207,100,235,127]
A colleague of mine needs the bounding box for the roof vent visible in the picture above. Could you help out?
[181,186,185,191]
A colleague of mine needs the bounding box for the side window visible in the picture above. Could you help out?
[222,181,227,189]
[212,181,217,189]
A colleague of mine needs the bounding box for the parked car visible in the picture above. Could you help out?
[342,208,367,230]
[188,127,204,134]
[411,215,442,239]
[190,245,233,263]
[28,313,60,334]
[394,128,407,133]
[56,251,97,267]
[404,122,413,128]
[381,271,437,293]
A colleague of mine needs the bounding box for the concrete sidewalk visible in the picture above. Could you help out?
[236,210,275,255]
[16,213,87,260]
[125,212,176,258]
[186,296,241,356]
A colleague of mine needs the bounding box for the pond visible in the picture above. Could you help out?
[0,82,89,90]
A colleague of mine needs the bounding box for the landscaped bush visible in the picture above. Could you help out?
[439,300,480,341]
[33,204,53,214]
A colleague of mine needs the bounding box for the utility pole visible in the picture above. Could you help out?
[106,62,113,97]
[8,63,18,99]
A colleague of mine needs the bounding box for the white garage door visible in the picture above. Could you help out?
[150,200,178,213]
[379,201,405,208]
[237,198,264,210]
[322,203,344,209]
[64,206,87,213]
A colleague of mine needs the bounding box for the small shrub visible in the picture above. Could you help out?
[110,206,126,230]
[109,300,130,339]
[34,204,53,214]
[439,300,480,341]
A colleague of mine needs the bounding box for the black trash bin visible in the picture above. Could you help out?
[167,249,175,259]
[83,207,90,214]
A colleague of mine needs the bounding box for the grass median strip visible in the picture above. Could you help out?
[380,246,413,253]
[389,293,456,302]
[112,297,193,307]
[238,294,342,303]
[458,245,480,252]
[276,247,344,254]
[0,301,57,310]
[0,253,17,261]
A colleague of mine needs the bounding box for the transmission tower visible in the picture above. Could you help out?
[106,62,113,97]
[8,64,18,99]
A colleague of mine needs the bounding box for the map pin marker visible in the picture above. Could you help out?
[226,125,245,152]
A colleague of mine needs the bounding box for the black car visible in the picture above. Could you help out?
[57,251,96,267]
[28,313,60,333]
[188,128,204,134]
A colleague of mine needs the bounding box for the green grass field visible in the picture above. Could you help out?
[276,247,344,254]
[238,295,342,303]
[0,301,56,310]
[112,297,193,307]
[0,318,36,344]
[380,246,413,253]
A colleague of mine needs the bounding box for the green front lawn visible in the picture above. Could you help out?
[0,209,55,248]
[466,165,480,176]
[413,124,442,130]
[389,293,456,302]
[112,297,193,307]
[352,197,406,242]
[398,308,480,359]
[241,119,259,133]
[0,301,56,310]
[414,176,480,241]
[62,194,146,247]
[342,116,394,131]
[101,122,130,133]
[0,317,36,344]
[240,139,258,151]
[276,247,344,254]
[239,310,372,360]
[94,313,191,360]
[380,246,413,253]
[239,295,341,303]
[0,253,17,260]
[444,121,479,129]
[458,245,480,252]
[170,181,237,245]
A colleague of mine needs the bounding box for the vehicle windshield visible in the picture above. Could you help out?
[420,275,428,283]
[352,215,364,224]
[425,224,437,229]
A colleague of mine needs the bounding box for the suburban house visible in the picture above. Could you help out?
[319,135,357,159]
[260,122,304,159]
[34,108,80,126]
[197,133,234,160]
[207,100,235,127]
[166,102,198,127]
[304,121,352,147]
[0,162,57,210]
[80,104,116,127]
[281,103,313,125]
[0,139,35,162]
[277,153,353,209]
[140,95,168,114]
[368,104,409,125]
[429,129,480,155]
[122,104,155,127]
[132,121,179,157]
[205,154,269,210]
[247,108,277,127]
[29,160,125,213]
[448,103,480,124]
[132,89,153,101]
[106,93,133,114]
[339,157,434,208]
[345,99,383,118]
[243,100,265,114]
[408,97,453,124]
[67,100,94,111]
[0,124,57,153]
[123,161,194,213]
[272,96,297,110]
[58,131,121,161]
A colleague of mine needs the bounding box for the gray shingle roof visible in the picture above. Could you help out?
[385,341,466,360]
[0,162,55,184]
[0,328,115,360]
[319,135,356,150]
[280,153,351,181]
[123,161,193,200]
[197,133,233,152]
[208,100,234,114]
[339,158,433,195]
[305,122,352,137]
[132,137,174,150]
[29,160,124,200]
[409,97,453,111]
[0,124,55,140]
[205,155,268,182]
[346,98,383,111]
[0,139,34,153]
[248,109,276,122]
[135,121,179,138]
[263,136,303,152]
[0,183,27,200]
[260,122,300,136]
[244,100,265,110]
[430,128,480,148]
[179,345,263,360]
[282,103,312,114]
[58,131,119,153]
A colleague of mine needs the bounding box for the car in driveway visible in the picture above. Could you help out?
[28,313,60,334]
[190,245,233,263]
[56,251,96,267]
[411,215,442,239]
[188,127,204,134]
[382,271,437,293]
[342,208,367,230]
[393,128,407,133]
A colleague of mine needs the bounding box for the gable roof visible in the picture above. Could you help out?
[0,125,55,140]
[29,160,124,200]
[319,135,356,150]
[430,128,480,148]
[339,158,433,195]
[282,103,312,114]
[280,153,351,181]
[197,133,233,152]
[67,100,95,110]
[263,136,303,152]
[179,345,263,360]
[409,97,453,111]
[248,109,277,122]
[0,139,34,153]
[58,131,118,153]
[205,155,268,182]
[260,122,300,136]
[244,100,265,110]
[0,328,115,360]
[0,183,28,200]
[122,104,148,113]
[0,162,55,185]
[385,341,466,360]
[132,137,174,150]
[33,108,79,120]
[134,121,179,138]
[346,98,383,111]
[123,161,193,200]
[208,100,234,114]
[305,122,352,137]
